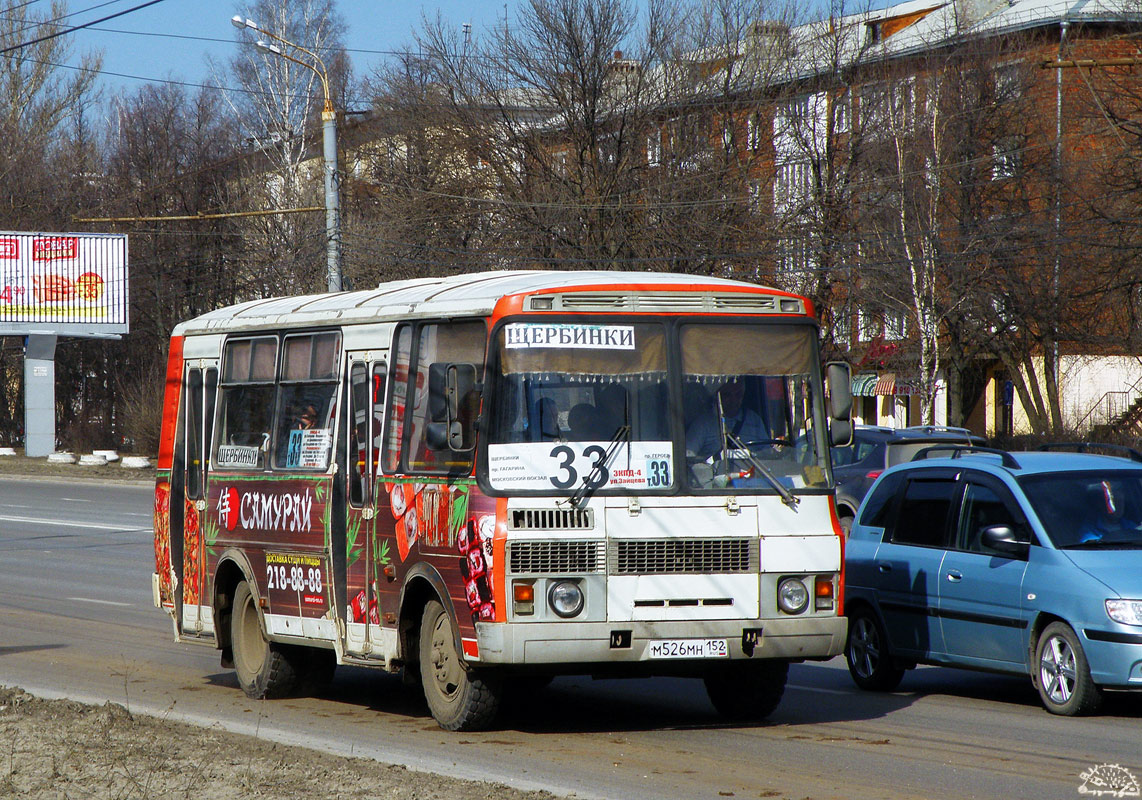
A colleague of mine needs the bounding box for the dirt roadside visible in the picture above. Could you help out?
[1,459,565,800]
[0,686,564,800]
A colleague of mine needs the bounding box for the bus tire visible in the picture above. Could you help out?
[231,580,300,699]
[419,599,501,731]
[704,660,788,721]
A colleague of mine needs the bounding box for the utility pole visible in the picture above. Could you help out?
[232,15,343,293]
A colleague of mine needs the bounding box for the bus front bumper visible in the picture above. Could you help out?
[472,616,847,666]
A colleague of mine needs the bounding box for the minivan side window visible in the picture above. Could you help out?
[891,477,957,547]
[957,482,1026,555]
[859,471,905,528]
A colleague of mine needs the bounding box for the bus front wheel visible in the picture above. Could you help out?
[231,580,300,699]
[418,599,502,731]
[704,660,788,721]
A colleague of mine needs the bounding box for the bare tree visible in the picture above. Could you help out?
[218,0,351,295]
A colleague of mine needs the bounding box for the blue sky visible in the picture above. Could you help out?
[58,0,508,104]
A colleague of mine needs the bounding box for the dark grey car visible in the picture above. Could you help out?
[833,425,985,532]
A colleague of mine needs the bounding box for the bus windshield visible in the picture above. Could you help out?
[484,319,830,495]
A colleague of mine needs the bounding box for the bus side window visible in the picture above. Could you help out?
[383,327,412,473]
[372,362,386,474]
[348,362,369,507]
[216,336,278,470]
[406,320,486,473]
[273,331,341,471]
[185,368,203,499]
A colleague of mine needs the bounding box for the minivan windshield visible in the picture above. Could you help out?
[483,318,830,496]
[1020,471,1142,548]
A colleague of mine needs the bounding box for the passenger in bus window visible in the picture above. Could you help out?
[296,404,318,430]
[686,378,767,459]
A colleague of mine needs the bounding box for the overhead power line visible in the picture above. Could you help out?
[0,0,170,55]
[74,206,323,223]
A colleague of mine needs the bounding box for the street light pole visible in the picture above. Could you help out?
[231,15,342,293]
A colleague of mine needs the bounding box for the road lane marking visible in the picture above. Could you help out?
[0,514,147,532]
[67,597,132,607]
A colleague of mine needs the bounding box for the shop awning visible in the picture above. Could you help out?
[853,372,917,396]
[851,373,878,396]
[874,374,896,395]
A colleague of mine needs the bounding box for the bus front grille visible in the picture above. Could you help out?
[507,507,594,531]
[509,540,607,574]
[610,538,756,575]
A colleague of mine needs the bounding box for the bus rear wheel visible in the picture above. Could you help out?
[419,599,501,731]
[704,660,788,721]
[231,580,300,699]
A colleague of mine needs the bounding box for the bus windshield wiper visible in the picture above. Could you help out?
[721,429,800,510]
[566,425,631,509]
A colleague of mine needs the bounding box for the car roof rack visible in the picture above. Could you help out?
[902,425,976,436]
[1036,442,1142,462]
[911,444,1021,469]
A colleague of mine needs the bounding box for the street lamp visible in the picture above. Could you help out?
[231,14,342,293]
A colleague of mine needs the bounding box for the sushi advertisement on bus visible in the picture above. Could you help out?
[0,231,128,334]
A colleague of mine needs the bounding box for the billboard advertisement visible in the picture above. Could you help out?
[0,232,128,335]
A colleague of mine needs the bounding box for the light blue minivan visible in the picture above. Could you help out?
[844,446,1142,715]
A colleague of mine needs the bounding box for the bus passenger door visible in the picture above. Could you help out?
[343,358,386,656]
[181,361,217,638]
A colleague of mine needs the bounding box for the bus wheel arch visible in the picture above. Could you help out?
[398,567,456,663]
[212,552,256,666]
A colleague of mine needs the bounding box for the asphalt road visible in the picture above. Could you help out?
[2,475,1141,799]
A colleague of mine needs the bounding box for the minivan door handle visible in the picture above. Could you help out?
[946,569,963,582]
[877,562,892,573]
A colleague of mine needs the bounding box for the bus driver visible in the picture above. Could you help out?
[686,379,767,460]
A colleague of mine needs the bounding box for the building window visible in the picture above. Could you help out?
[992,137,1021,180]
[747,112,763,152]
[776,238,814,284]
[747,180,762,214]
[774,160,812,209]
[859,78,914,134]
[995,61,1023,102]
[857,307,880,342]
[647,129,662,166]
[832,305,852,346]
[832,93,850,134]
[884,309,907,341]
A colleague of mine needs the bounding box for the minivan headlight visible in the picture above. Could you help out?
[1106,599,1142,626]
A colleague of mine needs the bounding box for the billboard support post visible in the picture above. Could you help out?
[24,334,56,457]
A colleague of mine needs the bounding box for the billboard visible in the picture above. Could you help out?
[0,232,128,336]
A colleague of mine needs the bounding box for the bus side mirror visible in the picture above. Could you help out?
[427,363,478,451]
[826,362,853,448]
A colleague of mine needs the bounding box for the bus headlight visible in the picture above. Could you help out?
[548,580,584,618]
[777,577,809,615]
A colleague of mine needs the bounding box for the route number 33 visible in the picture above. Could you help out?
[546,444,671,490]
[548,444,608,490]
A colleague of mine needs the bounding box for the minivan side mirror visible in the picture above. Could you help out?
[981,524,1030,557]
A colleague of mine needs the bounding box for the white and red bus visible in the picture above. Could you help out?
[152,270,853,730]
